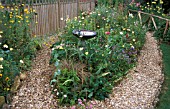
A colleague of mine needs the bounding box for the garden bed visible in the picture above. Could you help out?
[9,32,163,109]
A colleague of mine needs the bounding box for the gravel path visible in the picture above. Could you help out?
[11,37,58,109]
[10,32,163,109]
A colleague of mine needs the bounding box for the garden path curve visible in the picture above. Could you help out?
[10,32,163,109]
[11,37,58,109]
[91,32,164,109]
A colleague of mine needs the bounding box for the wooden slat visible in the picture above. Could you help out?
[30,0,95,35]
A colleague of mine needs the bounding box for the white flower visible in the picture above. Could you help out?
[60,17,64,21]
[56,92,59,96]
[127,29,131,31]
[133,39,136,42]
[63,94,67,98]
[85,52,88,55]
[120,32,123,35]
[3,44,8,48]
[79,35,83,38]
[0,35,2,38]
[20,60,24,64]
[79,47,84,51]
[105,45,108,48]
[131,46,135,49]
[54,89,58,92]
[129,13,134,18]
[132,31,135,34]
[0,58,3,61]
[52,48,55,51]
[0,65,3,69]
[81,17,84,20]
[98,13,101,16]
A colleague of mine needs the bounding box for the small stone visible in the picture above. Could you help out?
[20,73,27,80]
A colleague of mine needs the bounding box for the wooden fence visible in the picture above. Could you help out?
[32,0,95,36]
[129,9,170,36]
[1,0,95,36]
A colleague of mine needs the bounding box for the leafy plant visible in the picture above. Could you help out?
[0,2,39,99]
[50,4,146,105]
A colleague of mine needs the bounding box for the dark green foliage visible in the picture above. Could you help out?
[156,44,170,109]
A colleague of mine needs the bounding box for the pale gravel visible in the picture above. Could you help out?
[10,32,163,109]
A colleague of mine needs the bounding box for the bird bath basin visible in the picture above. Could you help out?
[72,30,97,40]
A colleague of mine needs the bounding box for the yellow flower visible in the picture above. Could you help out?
[0,57,3,61]
[123,28,126,31]
[152,2,156,4]
[160,0,163,4]
[25,16,29,19]
[0,65,3,69]
[59,46,64,49]
[6,88,10,91]
[0,31,3,33]
[26,20,29,23]
[10,48,13,51]
[5,77,9,81]
[0,74,2,78]
[85,52,88,55]
[10,20,15,23]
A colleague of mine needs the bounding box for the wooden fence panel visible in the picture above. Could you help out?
[0,0,95,36]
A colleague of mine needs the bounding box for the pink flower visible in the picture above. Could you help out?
[79,101,83,105]
[105,31,110,35]
[89,104,93,109]
[136,2,140,7]
[78,99,82,102]
[71,106,76,109]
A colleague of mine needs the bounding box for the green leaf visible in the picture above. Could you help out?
[50,79,57,85]
[88,92,93,98]
[62,79,73,85]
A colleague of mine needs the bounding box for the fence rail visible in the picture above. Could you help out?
[1,0,95,36]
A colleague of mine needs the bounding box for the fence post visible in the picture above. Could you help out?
[58,0,60,29]
[163,20,169,37]
[77,0,79,17]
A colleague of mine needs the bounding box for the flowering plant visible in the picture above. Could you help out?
[50,4,146,106]
[0,2,39,99]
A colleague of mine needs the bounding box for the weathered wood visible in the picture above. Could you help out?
[151,16,158,30]
[129,9,170,21]
[138,11,142,25]
[163,20,169,36]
